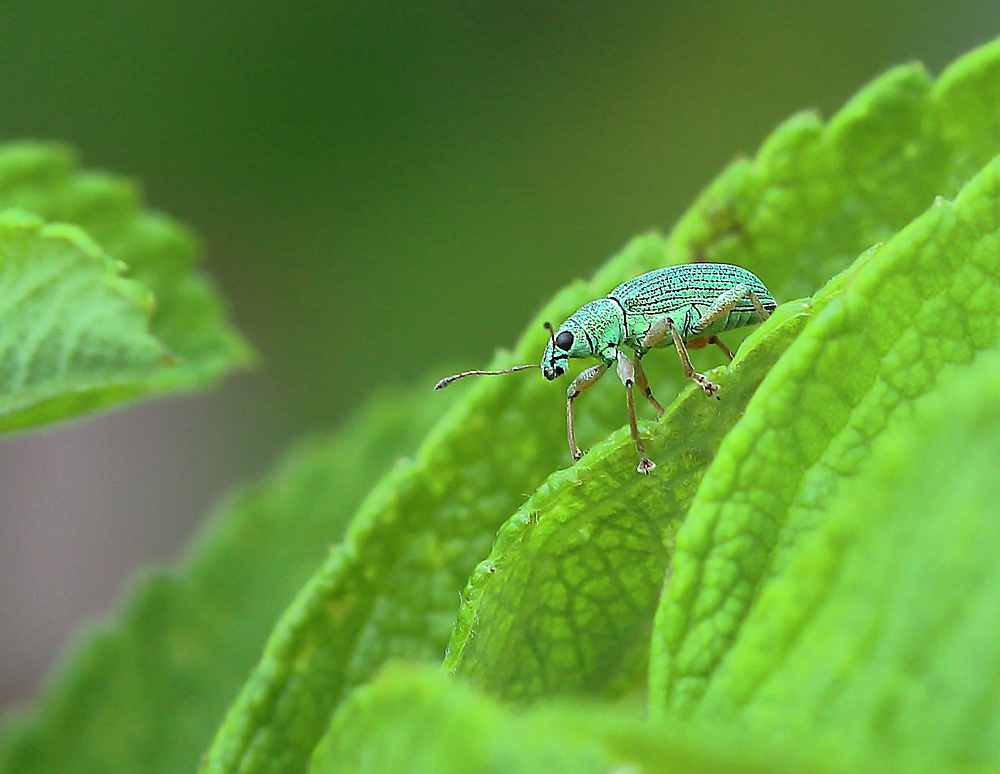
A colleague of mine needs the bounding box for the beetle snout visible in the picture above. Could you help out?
[543,364,565,381]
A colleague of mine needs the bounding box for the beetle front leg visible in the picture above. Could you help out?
[616,352,656,473]
[641,316,721,399]
[566,362,608,461]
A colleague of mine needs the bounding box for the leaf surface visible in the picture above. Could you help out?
[0,387,444,774]
[0,143,251,428]
[200,37,1000,774]
[0,210,167,428]
[444,297,815,700]
[312,663,934,774]
[651,152,1000,713]
[695,352,1000,769]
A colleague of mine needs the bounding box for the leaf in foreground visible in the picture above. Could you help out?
[651,152,1000,714]
[312,663,902,774]
[696,352,1000,769]
[0,387,445,774]
[201,36,1000,774]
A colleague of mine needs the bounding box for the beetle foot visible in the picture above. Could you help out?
[694,373,721,399]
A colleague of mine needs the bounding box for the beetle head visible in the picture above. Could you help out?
[541,320,585,380]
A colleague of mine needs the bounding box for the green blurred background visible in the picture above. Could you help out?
[0,0,995,710]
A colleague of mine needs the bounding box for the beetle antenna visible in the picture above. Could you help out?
[435,320,560,390]
[544,321,557,348]
[434,364,536,390]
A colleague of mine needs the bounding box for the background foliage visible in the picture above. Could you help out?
[2,4,1000,774]
[1,1,995,709]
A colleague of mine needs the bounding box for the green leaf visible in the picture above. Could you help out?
[0,386,446,774]
[312,664,916,774]
[0,142,252,428]
[443,296,816,701]
[650,152,1000,714]
[694,351,1000,768]
[669,38,1000,301]
[196,233,687,774]
[311,665,613,774]
[0,210,168,428]
[200,36,1000,774]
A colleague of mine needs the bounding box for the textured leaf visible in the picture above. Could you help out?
[196,233,687,774]
[0,387,445,774]
[0,210,168,428]
[650,153,1000,714]
[694,352,1000,768]
[443,297,816,700]
[0,142,251,428]
[200,37,1000,774]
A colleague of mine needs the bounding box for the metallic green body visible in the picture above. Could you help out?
[436,262,776,473]
[542,263,776,377]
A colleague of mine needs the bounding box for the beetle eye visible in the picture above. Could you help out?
[555,330,574,351]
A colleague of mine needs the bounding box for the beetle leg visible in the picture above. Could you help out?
[749,290,771,322]
[638,315,671,349]
[693,285,772,335]
[639,316,721,399]
[616,352,656,474]
[632,356,665,414]
[566,362,608,461]
[667,318,721,399]
[686,334,734,361]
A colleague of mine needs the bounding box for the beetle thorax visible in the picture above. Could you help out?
[569,298,625,357]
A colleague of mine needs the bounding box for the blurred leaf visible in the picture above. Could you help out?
[651,153,1000,714]
[443,296,816,700]
[671,39,1000,300]
[0,386,446,774]
[199,36,1000,774]
[0,210,168,429]
[311,664,924,774]
[311,665,612,774]
[0,141,252,427]
[4,31,1000,774]
[694,351,1000,769]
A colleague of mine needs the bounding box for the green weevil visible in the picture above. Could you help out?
[436,263,776,474]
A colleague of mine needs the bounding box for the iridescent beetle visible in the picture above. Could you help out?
[436,263,776,473]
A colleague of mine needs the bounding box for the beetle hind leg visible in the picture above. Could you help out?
[667,319,721,399]
[692,284,772,336]
[686,334,734,361]
[638,316,721,399]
